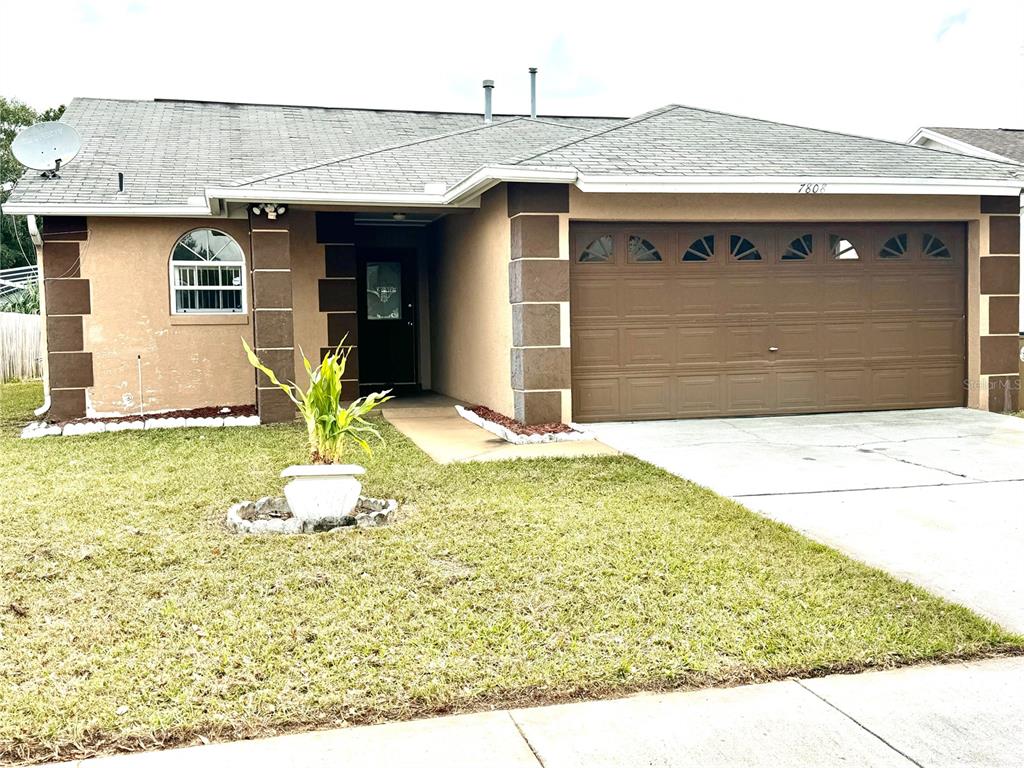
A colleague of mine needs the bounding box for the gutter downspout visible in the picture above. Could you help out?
[26,215,50,418]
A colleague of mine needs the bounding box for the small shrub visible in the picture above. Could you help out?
[243,339,392,463]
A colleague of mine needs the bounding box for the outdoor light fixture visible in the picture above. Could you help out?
[251,202,287,220]
[392,213,407,221]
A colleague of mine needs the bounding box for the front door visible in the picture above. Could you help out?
[356,248,418,394]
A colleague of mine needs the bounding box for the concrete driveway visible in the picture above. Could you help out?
[586,408,1024,634]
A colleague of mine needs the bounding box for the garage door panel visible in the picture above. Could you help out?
[871,275,916,313]
[676,326,724,366]
[623,327,673,367]
[726,373,774,412]
[871,321,915,359]
[821,276,867,313]
[776,372,820,410]
[676,375,723,415]
[918,366,965,405]
[573,378,620,420]
[623,377,672,418]
[774,277,820,315]
[622,279,673,319]
[872,369,915,406]
[918,319,964,357]
[571,222,965,421]
[916,274,964,313]
[823,370,870,408]
[572,328,620,369]
[822,323,869,360]
[721,277,771,316]
[725,326,770,364]
[772,323,819,362]
[572,280,619,320]
[676,277,718,316]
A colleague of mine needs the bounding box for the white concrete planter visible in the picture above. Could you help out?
[281,464,366,523]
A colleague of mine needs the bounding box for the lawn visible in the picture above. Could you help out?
[1,380,1020,764]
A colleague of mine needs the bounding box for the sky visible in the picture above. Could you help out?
[3,0,1023,142]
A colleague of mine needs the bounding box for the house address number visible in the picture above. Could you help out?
[797,183,828,193]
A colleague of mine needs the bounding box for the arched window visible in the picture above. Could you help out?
[579,235,613,263]
[682,235,714,261]
[782,234,812,260]
[730,235,762,261]
[880,233,908,259]
[923,233,952,260]
[628,236,662,262]
[170,228,246,314]
[829,234,860,260]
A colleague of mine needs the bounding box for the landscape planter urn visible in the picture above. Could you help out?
[281,464,366,523]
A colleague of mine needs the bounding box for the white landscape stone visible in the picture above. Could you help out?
[62,421,107,436]
[454,405,589,445]
[19,421,62,439]
[106,420,145,432]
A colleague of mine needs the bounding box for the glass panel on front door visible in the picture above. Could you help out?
[366,262,402,320]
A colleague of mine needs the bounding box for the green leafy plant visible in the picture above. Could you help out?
[0,281,39,314]
[242,338,392,463]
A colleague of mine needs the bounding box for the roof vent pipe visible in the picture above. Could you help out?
[529,68,538,118]
[483,80,494,124]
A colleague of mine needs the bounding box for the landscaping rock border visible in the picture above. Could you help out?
[226,495,398,534]
[455,405,590,445]
[21,409,260,439]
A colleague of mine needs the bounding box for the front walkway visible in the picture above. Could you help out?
[587,408,1024,634]
[382,394,617,463]
[47,656,1024,767]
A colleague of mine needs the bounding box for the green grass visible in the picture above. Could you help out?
[0,380,1019,764]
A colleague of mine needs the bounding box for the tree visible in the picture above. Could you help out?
[1,97,66,269]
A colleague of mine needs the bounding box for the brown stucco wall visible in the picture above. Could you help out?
[80,217,255,415]
[431,185,514,414]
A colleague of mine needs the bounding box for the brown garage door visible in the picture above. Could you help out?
[570,222,966,421]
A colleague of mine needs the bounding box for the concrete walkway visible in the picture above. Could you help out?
[48,657,1024,767]
[587,408,1024,634]
[382,395,617,464]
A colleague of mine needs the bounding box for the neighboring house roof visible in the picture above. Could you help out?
[908,127,1024,165]
[6,98,1023,216]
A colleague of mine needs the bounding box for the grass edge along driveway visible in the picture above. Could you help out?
[1,380,1020,765]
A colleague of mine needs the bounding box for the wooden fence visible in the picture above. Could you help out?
[0,312,42,382]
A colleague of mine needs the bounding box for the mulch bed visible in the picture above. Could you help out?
[468,405,575,437]
[53,404,256,427]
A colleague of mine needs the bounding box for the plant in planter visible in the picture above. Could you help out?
[242,339,392,524]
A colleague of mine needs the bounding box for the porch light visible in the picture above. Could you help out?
[392,213,406,221]
[250,202,288,221]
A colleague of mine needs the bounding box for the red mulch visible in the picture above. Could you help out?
[468,405,574,436]
[53,404,256,427]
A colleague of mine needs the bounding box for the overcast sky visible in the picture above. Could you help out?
[4,0,1023,141]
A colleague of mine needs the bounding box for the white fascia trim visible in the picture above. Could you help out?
[2,203,214,217]
[907,128,1018,165]
[204,187,479,209]
[444,165,578,204]
[574,173,1023,196]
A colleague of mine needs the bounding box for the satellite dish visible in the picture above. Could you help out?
[11,122,81,177]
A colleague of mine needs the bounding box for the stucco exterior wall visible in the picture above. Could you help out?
[81,217,255,415]
[431,185,514,414]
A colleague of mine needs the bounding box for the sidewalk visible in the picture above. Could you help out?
[47,656,1023,767]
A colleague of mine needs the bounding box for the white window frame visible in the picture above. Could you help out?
[168,228,247,315]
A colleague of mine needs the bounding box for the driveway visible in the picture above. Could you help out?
[587,408,1024,634]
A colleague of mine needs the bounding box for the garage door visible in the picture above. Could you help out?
[570,222,966,421]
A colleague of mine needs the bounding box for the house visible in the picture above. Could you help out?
[6,90,1023,425]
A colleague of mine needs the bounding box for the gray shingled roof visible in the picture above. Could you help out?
[924,127,1024,164]
[6,98,1022,211]
[6,98,618,208]
[518,105,1024,180]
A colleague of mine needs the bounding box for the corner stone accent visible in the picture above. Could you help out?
[317,213,359,388]
[979,212,1021,413]
[250,209,296,423]
[41,217,93,421]
[508,204,570,425]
